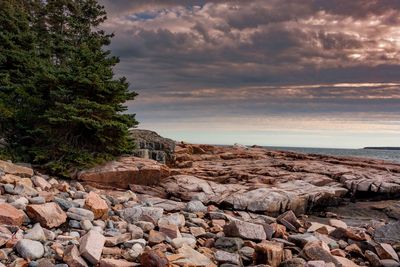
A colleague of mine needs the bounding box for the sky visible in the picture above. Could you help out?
[100,0,400,148]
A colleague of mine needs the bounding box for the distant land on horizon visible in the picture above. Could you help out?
[364,147,400,151]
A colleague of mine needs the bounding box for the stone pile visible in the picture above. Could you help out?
[0,158,400,266]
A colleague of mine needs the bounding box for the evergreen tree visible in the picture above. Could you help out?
[0,0,138,175]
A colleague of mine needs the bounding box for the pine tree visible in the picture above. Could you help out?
[0,0,138,175]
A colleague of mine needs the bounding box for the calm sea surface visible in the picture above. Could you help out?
[265,146,400,163]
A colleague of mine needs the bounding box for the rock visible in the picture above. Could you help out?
[31,176,51,190]
[374,222,400,244]
[140,250,169,267]
[215,250,241,265]
[77,156,170,189]
[15,239,44,260]
[0,203,25,226]
[171,237,196,249]
[123,243,144,260]
[105,233,132,247]
[67,207,95,221]
[148,230,166,245]
[26,203,67,228]
[124,238,147,249]
[54,197,74,210]
[79,230,105,264]
[172,244,216,267]
[333,256,361,267]
[328,219,347,229]
[288,233,319,247]
[159,224,181,240]
[185,200,207,213]
[24,223,46,241]
[190,226,206,237]
[277,210,302,231]
[0,160,33,177]
[301,241,340,266]
[63,245,88,267]
[365,250,381,267]
[84,192,108,219]
[307,222,335,235]
[215,237,244,252]
[13,184,38,196]
[80,220,93,231]
[119,207,163,225]
[158,213,185,227]
[127,224,144,239]
[224,219,266,241]
[254,241,284,267]
[29,197,45,204]
[380,259,400,267]
[135,221,155,232]
[375,243,399,261]
[280,258,307,267]
[99,259,137,267]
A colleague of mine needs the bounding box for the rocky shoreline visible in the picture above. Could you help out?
[0,143,399,266]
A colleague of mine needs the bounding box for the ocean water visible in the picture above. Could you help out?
[266,146,400,163]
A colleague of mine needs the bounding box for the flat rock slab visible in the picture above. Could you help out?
[77,156,170,189]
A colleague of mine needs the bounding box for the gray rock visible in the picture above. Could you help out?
[127,224,144,239]
[67,207,95,221]
[80,220,93,231]
[15,239,45,260]
[215,250,241,265]
[158,213,185,227]
[54,197,74,210]
[215,237,244,252]
[123,238,147,248]
[224,219,266,241]
[29,197,45,204]
[24,223,46,242]
[185,200,207,213]
[280,258,307,267]
[374,222,400,244]
[119,207,163,224]
[171,237,197,249]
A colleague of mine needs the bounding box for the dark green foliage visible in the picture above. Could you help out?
[0,0,138,176]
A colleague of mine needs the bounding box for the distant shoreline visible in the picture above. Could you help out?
[364,147,400,151]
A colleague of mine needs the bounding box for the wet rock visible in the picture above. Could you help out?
[26,203,67,228]
[374,222,400,244]
[24,223,46,241]
[84,192,108,219]
[254,241,284,267]
[119,206,163,225]
[67,207,95,221]
[63,245,88,267]
[215,250,241,265]
[224,219,266,241]
[140,250,169,267]
[79,230,105,264]
[15,239,45,260]
[0,203,25,226]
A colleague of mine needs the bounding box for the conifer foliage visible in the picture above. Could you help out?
[0,0,138,175]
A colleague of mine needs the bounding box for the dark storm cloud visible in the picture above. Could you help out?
[100,0,400,123]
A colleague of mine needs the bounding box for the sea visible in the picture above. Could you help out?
[265,146,400,164]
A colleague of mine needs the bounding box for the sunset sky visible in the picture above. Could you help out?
[100,0,400,148]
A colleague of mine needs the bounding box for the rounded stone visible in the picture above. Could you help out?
[15,239,45,260]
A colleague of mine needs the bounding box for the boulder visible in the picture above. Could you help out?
[79,230,105,264]
[0,203,25,226]
[15,239,44,260]
[77,156,170,189]
[84,192,108,219]
[26,202,67,228]
[0,160,33,177]
[224,219,266,241]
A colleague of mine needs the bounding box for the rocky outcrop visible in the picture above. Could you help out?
[129,129,175,164]
[0,160,398,266]
[77,156,170,189]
